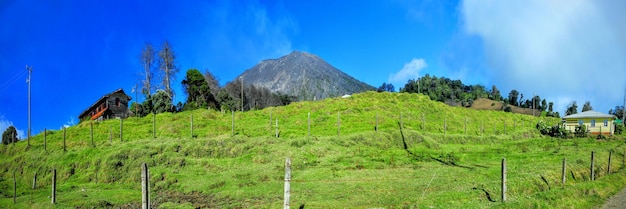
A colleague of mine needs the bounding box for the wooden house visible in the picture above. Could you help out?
[562,111,616,135]
[78,88,132,121]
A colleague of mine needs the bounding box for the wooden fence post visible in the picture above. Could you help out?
[231,111,235,137]
[276,118,279,138]
[337,113,341,136]
[51,168,56,204]
[44,128,47,151]
[375,112,379,132]
[119,118,123,142]
[109,126,112,144]
[481,121,484,136]
[63,127,66,152]
[590,151,595,181]
[90,121,94,147]
[13,170,16,204]
[606,150,613,175]
[464,118,467,135]
[284,158,291,209]
[444,117,447,135]
[32,171,37,189]
[152,113,156,139]
[421,114,425,130]
[190,114,194,138]
[493,122,496,135]
[141,163,150,209]
[561,158,566,185]
[502,158,507,202]
[308,112,311,136]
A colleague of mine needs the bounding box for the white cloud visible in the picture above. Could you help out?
[388,58,427,88]
[461,0,626,113]
[0,114,25,140]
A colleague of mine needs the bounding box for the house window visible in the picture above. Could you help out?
[591,119,596,127]
[116,98,120,107]
[578,120,583,126]
[604,120,609,127]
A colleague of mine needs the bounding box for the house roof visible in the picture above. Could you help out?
[78,88,132,119]
[562,111,616,119]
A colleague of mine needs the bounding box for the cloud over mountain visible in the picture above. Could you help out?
[461,0,626,112]
[388,58,427,89]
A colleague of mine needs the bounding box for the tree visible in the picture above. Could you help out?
[609,106,625,122]
[216,89,236,112]
[508,90,519,106]
[158,40,178,100]
[204,70,221,100]
[182,68,217,110]
[2,126,18,145]
[152,90,174,114]
[548,102,554,113]
[139,43,156,97]
[377,82,395,92]
[582,101,593,112]
[490,85,501,101]
[566,101,578,116]
[541,99,547,111]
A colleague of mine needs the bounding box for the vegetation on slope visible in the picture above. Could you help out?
[1,92,625,208]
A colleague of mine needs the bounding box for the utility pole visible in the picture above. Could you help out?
[240,76,244,112]
[26,65,32,146]
[532,92,535,117]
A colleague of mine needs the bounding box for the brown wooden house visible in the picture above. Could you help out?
[78,88,132,121]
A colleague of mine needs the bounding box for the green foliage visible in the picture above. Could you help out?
[152,90,175,114]
[575,124,588,137]
[582,101,593,112]
[1,126,18,145]
[615,123,624,135]
[376,82,395,92]
[181,68,218,111]
[536,120,568,138]
[566,101,578,116]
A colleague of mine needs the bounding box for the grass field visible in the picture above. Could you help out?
[1,92,625,208]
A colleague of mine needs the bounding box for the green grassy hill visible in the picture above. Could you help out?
[1,92,625,208]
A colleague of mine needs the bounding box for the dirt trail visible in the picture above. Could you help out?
[600,187,626,209]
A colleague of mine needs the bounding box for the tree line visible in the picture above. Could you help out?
[130,41,294,117]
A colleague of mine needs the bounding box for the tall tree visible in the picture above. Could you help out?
[548,102,554,113]
[139,43,156,97]
[582,101,593,112]
[377,82,395,92]
[204,70,220,100]
[566,101,578,116]
[158,40,178,99]
[490,85,501,101]
[541,99,547,111]
[508,90,519,106]
[182,68,217,110]
[2,126,18,145]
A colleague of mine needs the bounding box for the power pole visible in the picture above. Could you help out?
[240,76,244,112]
[532,92,535,117]
[26,65,32,146]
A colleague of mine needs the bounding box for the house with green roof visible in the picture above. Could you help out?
[563,111,616,135]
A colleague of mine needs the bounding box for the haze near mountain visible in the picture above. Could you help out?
[239,51,374,101]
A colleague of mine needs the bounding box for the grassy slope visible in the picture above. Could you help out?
[1,91,625,208]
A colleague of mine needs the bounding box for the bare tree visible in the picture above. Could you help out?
[158,40,178,99]
[139,43,156,97]
[204,70,220,100]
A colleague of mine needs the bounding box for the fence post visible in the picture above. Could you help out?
[504,121,506,135]
[231,111,235,137]
[44,128,47,151]
[152,113,156,139]
[141,163,150,209]
[493,122,496,135]
[502,158,506,202]
[444,117,447,135]
[51,168,56,204]
[63,127,66,152]
[308,112,311,136]
[481,121,484,136]
[375,112,379,132]
[32,171,37,189]
[400,112,403,129]
[276,118,279,138]
[90,121,94,147]
[561,158,566,185]
[109,126,112,144]
[623,148,625,169]
[606,150,613,175]
[13,170,16,204]
[590,151,595,181]
[337,113,341,136]
[284,158,291,209]
[422,114,425,130]
[190,114,194,138]
[119,118,123,142]
[464,118,467,135]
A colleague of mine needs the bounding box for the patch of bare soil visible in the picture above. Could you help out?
[600,187,626,209]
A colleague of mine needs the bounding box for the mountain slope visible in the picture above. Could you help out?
[239,51,374,100]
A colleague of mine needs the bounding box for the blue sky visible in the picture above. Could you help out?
[1,0,625,138]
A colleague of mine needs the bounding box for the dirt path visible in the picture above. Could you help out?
[600,187,626,209]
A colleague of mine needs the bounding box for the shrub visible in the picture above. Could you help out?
[574,125,587,138]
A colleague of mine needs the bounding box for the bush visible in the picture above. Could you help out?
[574,125,587,138]
[536,120,568,138]
[615,123,624,135]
